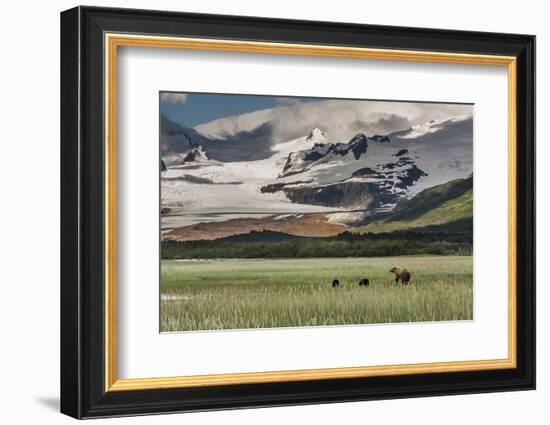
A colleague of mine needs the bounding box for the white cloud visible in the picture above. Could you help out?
[196,98,472,144]
[161,92,188,104]
[267,100,472,142]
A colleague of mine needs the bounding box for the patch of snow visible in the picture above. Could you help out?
[306,128,327,142]
[399,114,471,140]
[326,211,369,225]
[273,214,294,220]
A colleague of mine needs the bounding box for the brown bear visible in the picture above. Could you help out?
[390,266,411,284]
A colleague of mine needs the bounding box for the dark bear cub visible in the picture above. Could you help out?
[332,279,340,288]
[358,278,370,286]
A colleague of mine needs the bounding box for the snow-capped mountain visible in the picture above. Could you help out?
[398,116,469,139]
[160,114,211,165]
[160,115,210,166]
[160,112,473,228]
[281,134,371,177]
[305,128,326,142]
[161,114,277,163]
[260,132,429,211]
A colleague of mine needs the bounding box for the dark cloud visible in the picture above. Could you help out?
[160,114,275,162]
[201,123,275,161]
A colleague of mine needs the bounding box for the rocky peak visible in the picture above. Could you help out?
[305,128,327,142]
[182,145,208,164]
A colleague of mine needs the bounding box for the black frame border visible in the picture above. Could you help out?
[60,6,535,419]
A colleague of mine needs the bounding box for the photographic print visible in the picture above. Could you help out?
[160,92,473,332]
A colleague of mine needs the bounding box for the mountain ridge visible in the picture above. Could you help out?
[356,176,473,233]
[160,113,473,223]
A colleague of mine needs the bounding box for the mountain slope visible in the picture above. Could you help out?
[280,133,369,177]
[160,112,473,227]
[261,132,429,211]
[161,114,276,164]
[357,176,473,233]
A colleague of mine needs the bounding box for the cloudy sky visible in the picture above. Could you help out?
[160,92,320,128]
[160,91,472,145]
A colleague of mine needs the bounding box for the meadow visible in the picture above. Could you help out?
[160,256,473,332]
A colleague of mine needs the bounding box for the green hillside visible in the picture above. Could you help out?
[357,176,473,234]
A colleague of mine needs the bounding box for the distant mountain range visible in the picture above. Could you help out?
[160,107,473,238]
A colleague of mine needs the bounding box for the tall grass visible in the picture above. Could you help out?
[160,256,472,332]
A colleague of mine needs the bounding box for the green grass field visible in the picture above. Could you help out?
[160,256,472,332]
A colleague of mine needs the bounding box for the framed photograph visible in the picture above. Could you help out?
[60,6,535,419]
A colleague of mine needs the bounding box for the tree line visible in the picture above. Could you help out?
[162,231,472,259]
